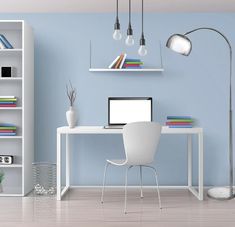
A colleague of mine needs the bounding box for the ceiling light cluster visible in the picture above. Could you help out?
[113,0,147,56]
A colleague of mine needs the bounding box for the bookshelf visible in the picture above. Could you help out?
[89,41,164,72]
[0,20,34,197]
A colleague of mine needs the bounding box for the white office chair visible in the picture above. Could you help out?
[101,121,162,213]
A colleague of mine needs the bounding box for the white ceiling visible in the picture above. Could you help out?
[0,0,235,13]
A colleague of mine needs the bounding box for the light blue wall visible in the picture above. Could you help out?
[0,13,234,186]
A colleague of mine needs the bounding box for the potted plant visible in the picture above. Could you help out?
[66,81,77,128]
[0,171,4,193]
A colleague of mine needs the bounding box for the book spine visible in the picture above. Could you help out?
[168,125,193,128]
[115,54,124,69]
[167,119,193,123]
[108,56,120,69]
[166,122,192,125]
[119,53,127,69]
[0,105,17,107]
[167,116,192,120]
[0,133,16,136]
[0,35,13,49]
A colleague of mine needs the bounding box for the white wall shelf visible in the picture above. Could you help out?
[89,68,164,72]
[89,40,164,73]
[0,20,34,197]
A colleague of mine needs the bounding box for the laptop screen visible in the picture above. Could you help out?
[108,97,152,125]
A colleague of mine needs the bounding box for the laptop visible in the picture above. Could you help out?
[104,97,152,129]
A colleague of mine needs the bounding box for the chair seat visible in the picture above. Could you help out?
[107,159,127,166]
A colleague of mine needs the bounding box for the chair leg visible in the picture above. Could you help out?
[124,165,133,214]
[101,162,109,203]
[139,165,144,198]
[143,165,162,209]
[153,168,162,209]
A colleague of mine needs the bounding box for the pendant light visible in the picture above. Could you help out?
[113,0,122,40]
[138,0,147,56]
[125,0,134,46]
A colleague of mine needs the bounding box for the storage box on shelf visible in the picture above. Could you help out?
[0,20,34,196]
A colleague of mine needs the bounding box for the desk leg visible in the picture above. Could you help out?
[66,134,70,188]
[198,132,204,200]
[187,135,192,187]
[57,132,61,200]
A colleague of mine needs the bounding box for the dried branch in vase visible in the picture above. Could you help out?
[66,80,77,107]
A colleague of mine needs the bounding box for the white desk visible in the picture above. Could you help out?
[56,126,203,201]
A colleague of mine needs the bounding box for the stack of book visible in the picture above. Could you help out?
[123,58,143,69]
[0,96,17,107]
[0,123,17,136]
[166,116,193,128]
[0,34,13,49]
[108,54,143,69]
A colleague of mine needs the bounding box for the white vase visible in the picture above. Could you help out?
[0,183,2,193]
[66,106,77,128]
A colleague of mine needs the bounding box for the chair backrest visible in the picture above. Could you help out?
[123,121,162,165]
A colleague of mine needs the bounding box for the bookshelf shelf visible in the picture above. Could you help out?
[0,107,22,110]
[0,164,22,168]
[89,68,164,72]
[0,136,22,139]
[0,20,34,197]
[0,49,22,52]
[0,78,22,81]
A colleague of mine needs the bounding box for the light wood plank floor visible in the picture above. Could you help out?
[0,188,235,227]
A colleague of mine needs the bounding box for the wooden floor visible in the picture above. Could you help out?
[0,188,235,227]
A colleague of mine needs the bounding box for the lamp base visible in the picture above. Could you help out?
[207,187,235,200]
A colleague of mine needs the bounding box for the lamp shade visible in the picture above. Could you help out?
[166,34,192,56]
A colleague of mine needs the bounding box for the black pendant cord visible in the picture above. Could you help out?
[127,0,133,35]
[140,0,145,45]
[114,0,120,30]
[116,0,119,20]
[141,0,144,36]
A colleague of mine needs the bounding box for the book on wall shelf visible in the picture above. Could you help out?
[166,116,194,128]
[0,96,17,107]
[108,53,143,69]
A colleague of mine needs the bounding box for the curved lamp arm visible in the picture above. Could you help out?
[184,27,233,198]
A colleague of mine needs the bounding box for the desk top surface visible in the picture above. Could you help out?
[57,126,203,134]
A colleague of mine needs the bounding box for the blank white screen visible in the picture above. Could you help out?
[109,99,152,124]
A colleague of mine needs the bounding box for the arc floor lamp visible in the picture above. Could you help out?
[166,27,234,200]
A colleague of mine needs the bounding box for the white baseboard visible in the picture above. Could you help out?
[70,185,189,189]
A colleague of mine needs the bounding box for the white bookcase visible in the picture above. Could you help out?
[0,20,34,196]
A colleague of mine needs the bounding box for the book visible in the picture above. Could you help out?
[125,58,141,62]
[167,119,193,123]
[168,125,193,128]
[108,56,120,69]
[167,116,192,120]
[0,40,6,49]
[0,127,17,130]
[0,98,17,101]
[125,62,143,65]
[119,53,127,69]
[115,54,124,69]
[166,122,192,125]
[0,104,17,107]
[124,64,142,67]
[0,132,16,136]
[0,130,15,133]
[0,34,13,49]
[0,96,15,98]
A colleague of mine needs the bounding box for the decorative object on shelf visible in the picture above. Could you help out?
[0,171,4,193]
[125,0,134,46]
[33,162,56,196]
[166,116,193,128]
[0,34,13,49]
[66,81,77,128]
[113,0,122,40]
[0,155,13,165]
[0,123,17,136]
[138,0,147,56]
[166,27,234,200]
[0,96,17,107]
[1,67,13,77]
